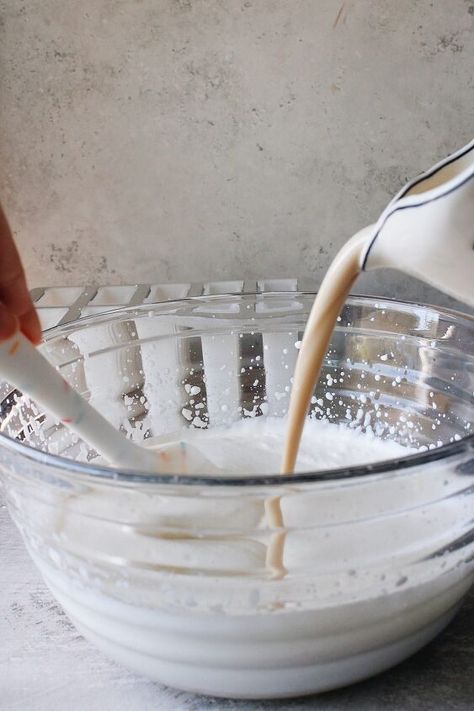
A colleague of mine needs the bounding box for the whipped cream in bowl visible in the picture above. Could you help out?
[0,293,473,699]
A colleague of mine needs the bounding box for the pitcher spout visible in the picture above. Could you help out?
[360,140,474,308]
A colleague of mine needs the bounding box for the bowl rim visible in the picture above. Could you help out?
[0,292,473,487]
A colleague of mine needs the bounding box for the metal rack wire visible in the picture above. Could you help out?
[31,279,315,330]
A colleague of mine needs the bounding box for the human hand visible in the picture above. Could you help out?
[0,204,41,344]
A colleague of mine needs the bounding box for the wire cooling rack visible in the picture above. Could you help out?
[31,279,316,331]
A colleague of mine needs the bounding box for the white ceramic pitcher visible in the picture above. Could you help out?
[360,139,474,307]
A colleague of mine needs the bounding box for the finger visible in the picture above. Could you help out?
[0,204,24,285]
[0,302,18,342]
[19,306,42,345]
[0,204,40,344]
[0,271,36,316]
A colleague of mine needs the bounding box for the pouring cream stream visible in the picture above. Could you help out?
[282,139,474,475]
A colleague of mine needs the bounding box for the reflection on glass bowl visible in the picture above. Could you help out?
[0,293,473,699]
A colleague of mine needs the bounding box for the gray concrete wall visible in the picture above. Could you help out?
[1,1,473,306]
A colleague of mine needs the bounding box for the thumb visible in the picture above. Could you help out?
[0,302,18,342]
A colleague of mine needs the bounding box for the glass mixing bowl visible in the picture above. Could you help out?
[0,293,473,699]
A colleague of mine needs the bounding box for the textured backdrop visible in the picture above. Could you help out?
[0,0,473,306]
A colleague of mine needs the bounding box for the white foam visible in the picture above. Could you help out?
[20,416,472,698]
[145,416,413,476]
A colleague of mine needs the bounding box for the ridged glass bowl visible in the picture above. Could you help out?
[0,293,473,699]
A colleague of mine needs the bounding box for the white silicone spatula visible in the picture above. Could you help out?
[0,331,203,474]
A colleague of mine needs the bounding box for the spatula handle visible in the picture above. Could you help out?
[0,332,149,469]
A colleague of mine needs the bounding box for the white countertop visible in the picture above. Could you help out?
[2,485,474,711]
